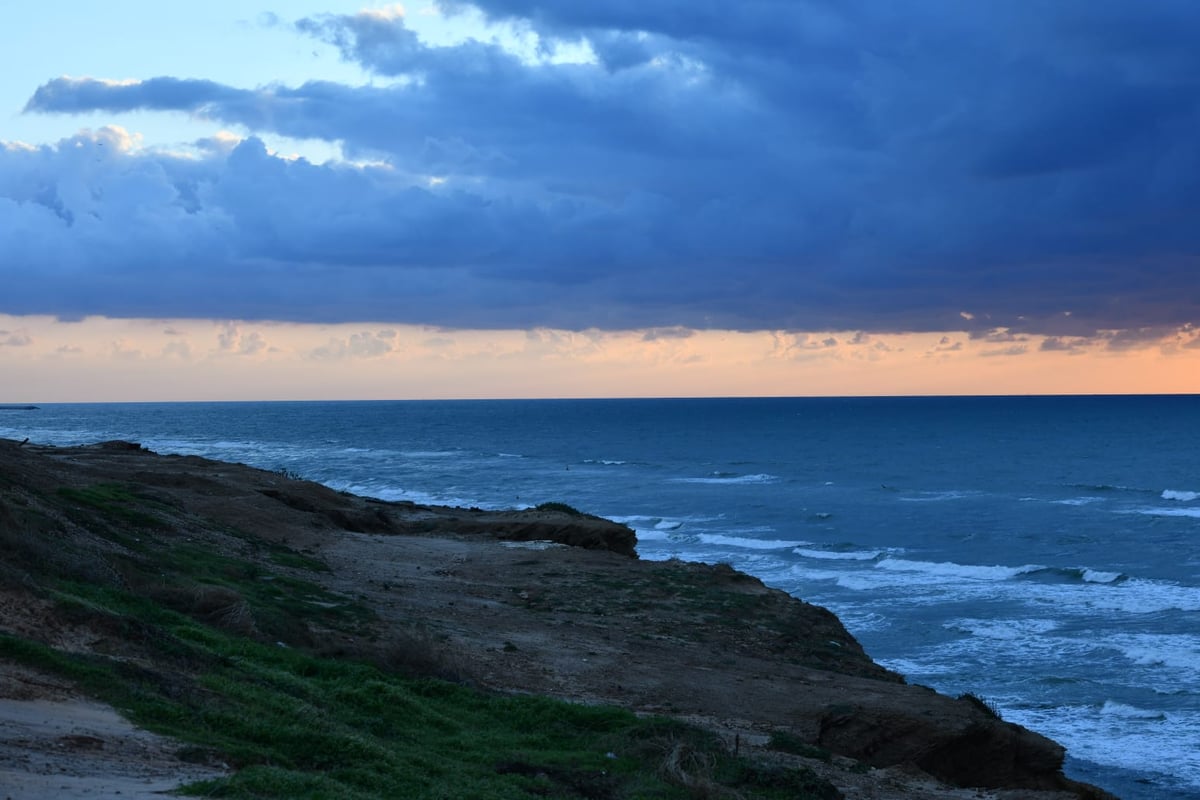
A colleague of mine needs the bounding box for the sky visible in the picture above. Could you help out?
[3,1,1200,400]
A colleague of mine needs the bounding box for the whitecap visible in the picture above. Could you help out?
[634,529,672,542]
[943,617,1059,640]
[1130,506,1200,519]
[874,558,1044,581]
[1082,578,1200,613]
[1004,703,1200,791]
[698,533,800,550]
[794,548,883,561]
[1107,633,1200,674]
[897,490,980,502]
[1081,569,1124,584]
[327,481,493,510]
[605,514,658,526]
[1100,701,1168,721]
[671,473,779,485]
[1162,489,1199,502]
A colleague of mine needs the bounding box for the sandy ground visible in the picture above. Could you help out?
[0,664,227,800]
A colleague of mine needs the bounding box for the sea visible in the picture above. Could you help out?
[2,396,1197,799]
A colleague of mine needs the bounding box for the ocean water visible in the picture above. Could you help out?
[2,396,1197,799]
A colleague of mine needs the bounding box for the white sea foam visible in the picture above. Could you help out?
[583,459,627,465]
[327,481,492,511]
[605,514,655,526]
[875,558,1044,581]
[1005,702,1200,792]
[1107,633,1200,677]
[607,514,702,544]
[1163,489,1200,502]
[671,473,779,485]
[698,533,800,550]
[1134,506,1200,519]
[1099,700,1168,720]
[1081,569,1123,584]
[793,548,883,561]
[607,514,722,531]
[898,490,979,502]
[634,529,672,542]
[1081,578,1200,614]
[944,617,1059,640]
[1052,497,1103,506]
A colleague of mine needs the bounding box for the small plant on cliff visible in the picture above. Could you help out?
[534,501,584,516]
[959,692,1003,720]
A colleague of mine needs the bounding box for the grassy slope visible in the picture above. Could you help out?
[0,475,842,800]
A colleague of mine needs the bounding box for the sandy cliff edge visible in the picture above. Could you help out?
[0,438,1117,799]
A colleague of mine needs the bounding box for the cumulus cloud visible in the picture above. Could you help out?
[970,328,1031,343]
[162,340,192,359]
[981,344,1029,358]
[1040,336,1090,354]
[641,327,694,342]
[929,336,963,354]
[218,324,268,356]
[0,329,33,346]
[309,330,399,359]
[8,2,1200,335]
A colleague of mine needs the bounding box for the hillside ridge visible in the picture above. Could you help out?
[0,438,1116,799]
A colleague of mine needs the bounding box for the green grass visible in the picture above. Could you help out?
[1,481,842,798]
[57,483,173,532]
[0,603,838,799]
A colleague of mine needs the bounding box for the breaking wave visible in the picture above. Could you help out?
[671,472,779,485]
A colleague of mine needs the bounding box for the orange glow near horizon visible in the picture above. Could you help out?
[1,315,1198,402]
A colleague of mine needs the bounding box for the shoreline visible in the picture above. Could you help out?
[0,438,1118,798]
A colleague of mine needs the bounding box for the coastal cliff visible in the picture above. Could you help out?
[0,438,1115,799]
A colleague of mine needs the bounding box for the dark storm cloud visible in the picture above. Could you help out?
[9,1,1200,334]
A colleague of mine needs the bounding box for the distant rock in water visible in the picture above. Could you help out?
[0,404,39,410]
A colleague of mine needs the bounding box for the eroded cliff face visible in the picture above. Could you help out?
[0,438,1116,799]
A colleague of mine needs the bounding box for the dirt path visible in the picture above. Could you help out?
[0,664,227,800]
